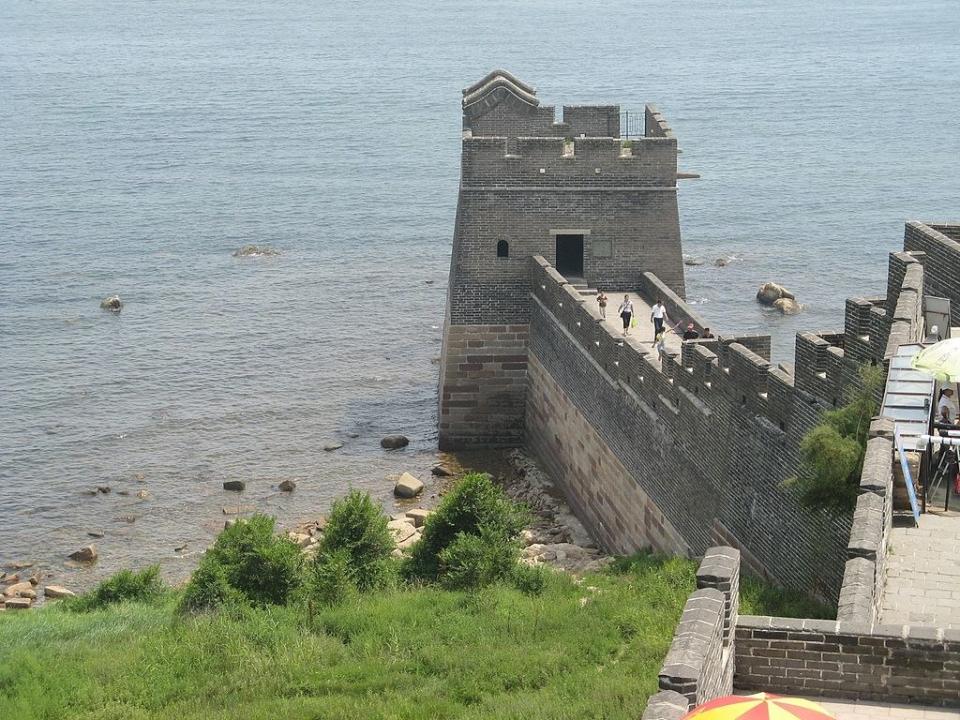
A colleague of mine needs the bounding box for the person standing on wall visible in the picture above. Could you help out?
[596,290,608,319]
[651,299,668,344]
[619,295,634,337]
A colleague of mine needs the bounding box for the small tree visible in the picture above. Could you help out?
[315,489,394,593]
[790,364,884,513]
[403,473,529,587]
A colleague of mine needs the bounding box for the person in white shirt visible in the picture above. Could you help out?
[937,388,956,425]
[650,299,668,342]
[618,295,634,336]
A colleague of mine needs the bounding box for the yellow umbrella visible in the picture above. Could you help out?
[912,338,960,383]
[683,693,835,720]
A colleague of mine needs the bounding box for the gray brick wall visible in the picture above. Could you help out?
[903,221,960,327]
[736,617,960,707]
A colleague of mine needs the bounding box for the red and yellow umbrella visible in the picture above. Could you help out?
[683,693,835,720]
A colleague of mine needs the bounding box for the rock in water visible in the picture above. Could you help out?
[323,442,343,452]
[278,479,297,492]
[68,545,97,563]
[393,472,424,499]
[431,464,454,477]
[99,295,122,312]
[233,244,280,258]
[380,435,409,450]
[756,282,795,306]
[773,298,802,315]
[683,254,704,266]
[223,480,245,492]
[714,257,729,267]
[4,581,33,598]
[44,585,76,599]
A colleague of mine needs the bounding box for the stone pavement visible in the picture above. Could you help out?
[880,508,960,629]
[809,697,960,719]
[580,287,685,363]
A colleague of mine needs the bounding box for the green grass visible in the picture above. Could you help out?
[0,554,828,720]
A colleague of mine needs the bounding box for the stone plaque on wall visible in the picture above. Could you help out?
[593,239,612,258]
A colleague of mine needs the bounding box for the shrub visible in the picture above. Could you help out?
[404,473,528,586]
[510,562,547,596]
[437,528,520,590]
[317,490,394,592]
[789,364,884,513]
[306,548,356,608]
[180,514,301,611]
[179,558,243,613]
[69,566,165,611]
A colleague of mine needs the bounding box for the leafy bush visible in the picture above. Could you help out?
[180,515,301,612]
[403,473,528,587]
[179,558,243,613]
[510,562,547,596]
[69,566,165,611]
[789,364,884,513]
[306,548,356,608]
[317,489,394,592]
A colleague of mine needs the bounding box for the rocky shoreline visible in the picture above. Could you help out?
[2,448,607,611]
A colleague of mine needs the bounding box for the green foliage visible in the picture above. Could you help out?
[510,562,547,596]
[317,489,394,592]
[180,514,301,611]
[739,572,833,619]
[306,548,357,608]
[621,139,633,149]
[403,473,529,586]
[68,566,165,612]
[437,527,520,591]
[790,364,884,513]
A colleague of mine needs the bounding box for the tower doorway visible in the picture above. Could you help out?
[555,234,584,277]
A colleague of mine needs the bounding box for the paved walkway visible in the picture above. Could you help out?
[880,508,960,629]
[580,287,684,364]
[810,697,960,718]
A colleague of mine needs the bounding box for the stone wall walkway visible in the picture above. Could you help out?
[810,696,960,719]
[581,287,684,363]
[880,508,960,629]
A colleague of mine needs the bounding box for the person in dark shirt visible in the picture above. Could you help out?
[701,327,715,339]
[682,323,699,340]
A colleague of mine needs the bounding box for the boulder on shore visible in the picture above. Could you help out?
[68,545,98,563]
[756,282,796,306]
[380,435,409,450]
[5,597,31,610]
[773,298,802,315]
[394,472,424,499]
[223,480,245,492]
[431,464,454,477]
[99,295,122,312]
[44,585,76,599]
[405,508,433,528]
[4,581,33,598]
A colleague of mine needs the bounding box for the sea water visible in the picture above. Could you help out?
[1,0,958,586]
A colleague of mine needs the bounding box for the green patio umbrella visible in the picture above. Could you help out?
[912,338,960,383]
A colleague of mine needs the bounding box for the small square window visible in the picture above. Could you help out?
[592,239,612,258]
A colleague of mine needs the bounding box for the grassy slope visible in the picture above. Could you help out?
[0,555,828,720]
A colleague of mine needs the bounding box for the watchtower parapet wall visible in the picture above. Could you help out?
[645,104,675,138]
[525,240,929,599]
[462,69,621,138]
[460,136,678,188]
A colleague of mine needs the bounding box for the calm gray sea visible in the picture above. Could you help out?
[1,0,958,587]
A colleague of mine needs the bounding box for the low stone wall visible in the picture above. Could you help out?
[735,617,960,707]
[641,547,740,719]
[836,417,895,624]
[637,270,708,333]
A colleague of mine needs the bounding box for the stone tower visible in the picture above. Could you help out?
[438,70,686,449]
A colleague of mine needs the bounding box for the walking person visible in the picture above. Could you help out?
[596,290,608,319]
[651,299,668,346]
[618,295,634,336]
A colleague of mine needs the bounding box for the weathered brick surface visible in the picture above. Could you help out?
[735,617,960,708]
[903,222,960,327]
[437,322,528,449]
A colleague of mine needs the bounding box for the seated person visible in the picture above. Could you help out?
[682,323,699,340]
[937,388,958,426]
[701,327,715,339]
